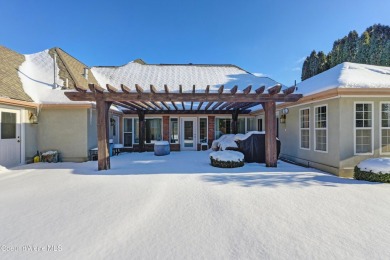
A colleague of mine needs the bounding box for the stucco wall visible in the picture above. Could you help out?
[23,108,38,162]
[38,108,88,162]
[278,98,341,175]
[87,108,97,150]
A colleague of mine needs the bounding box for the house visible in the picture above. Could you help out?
[253,62,390,177]
[1,45,300,168]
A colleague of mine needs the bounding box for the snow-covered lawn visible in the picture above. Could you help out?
[0,152,389,259]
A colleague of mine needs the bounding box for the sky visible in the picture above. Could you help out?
[0,0,389,86]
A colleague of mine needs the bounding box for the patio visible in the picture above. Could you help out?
[0,152,389,259]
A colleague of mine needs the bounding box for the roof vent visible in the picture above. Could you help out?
[84,68,89,80]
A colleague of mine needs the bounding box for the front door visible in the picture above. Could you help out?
[180,117,197,151]
[0,108,21,168]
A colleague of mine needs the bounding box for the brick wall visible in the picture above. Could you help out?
[163,116,169,141]
[208,116,215,147]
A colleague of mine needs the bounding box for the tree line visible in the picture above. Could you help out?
[301,24,390,81]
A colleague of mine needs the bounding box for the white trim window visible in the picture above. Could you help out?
[300,108,310,150]
[134,118,162,144]
[170,117,179,144]
[380,103,390,154]
[354,102,373,154]
[199,117,208,143]
[314,105,327,152]
[123,118,133,147]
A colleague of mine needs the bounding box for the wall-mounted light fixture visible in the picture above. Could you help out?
[29,112,38,124]
[280,114,286,124]
[279,108,289,124]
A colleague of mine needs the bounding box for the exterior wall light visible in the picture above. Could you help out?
[29,112,38,124]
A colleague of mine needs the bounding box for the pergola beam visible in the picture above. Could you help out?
[65,92,301,103]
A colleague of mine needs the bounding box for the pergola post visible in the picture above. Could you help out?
[231,109,239,134]
[96,97,112,170]
[264,101,277,167]
[137,110,145,152]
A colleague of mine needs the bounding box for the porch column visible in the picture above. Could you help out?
[96,97,112,170]
[264,101,277,167]
[138,110,145,152]
[231,109,239,134]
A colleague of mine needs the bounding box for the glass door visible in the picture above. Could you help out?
[180,117,197,150]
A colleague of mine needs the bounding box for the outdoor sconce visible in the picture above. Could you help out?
[29,112,38,124]
[279,108,289,124]
[280,114,286,124]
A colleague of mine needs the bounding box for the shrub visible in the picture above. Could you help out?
[210,157,244,168]
[209,150,245,168]
[354,166,390,183]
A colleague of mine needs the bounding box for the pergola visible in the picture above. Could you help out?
[65,83,302,170]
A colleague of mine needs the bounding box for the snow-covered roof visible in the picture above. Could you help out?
[17,49,94,105]
[296,62,390,96]
[91,62,280,94]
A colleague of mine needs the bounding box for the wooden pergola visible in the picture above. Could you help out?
[65,83,302,170]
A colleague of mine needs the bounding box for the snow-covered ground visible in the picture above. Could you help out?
[0,152,389,259]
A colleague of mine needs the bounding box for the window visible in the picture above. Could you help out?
[215,118,246,139]
[1,112,16,139]
[355,103,373,154]
[314,105,327,152]
[199,118,207,143]
[170,118,178,143]
[238,118,245,134]
[300,108,310,149]
[381,103,390,154]
[134,118,162,144]
[246,118,257,132]
[258,118,263,131]
[123,118,133,147]
[215,118,231,139]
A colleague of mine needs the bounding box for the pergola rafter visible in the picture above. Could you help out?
[65,83,302,171]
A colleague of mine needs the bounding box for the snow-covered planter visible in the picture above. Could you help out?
[354,158,390,183]
[41,150,59,163]
[210,151,244,168]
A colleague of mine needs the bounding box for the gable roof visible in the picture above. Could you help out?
[0,46,33,102]
[296,62,390,96]
[91,62,281,93]
[17,48,98,104]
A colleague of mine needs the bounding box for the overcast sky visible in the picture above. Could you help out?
[1,0,389,85]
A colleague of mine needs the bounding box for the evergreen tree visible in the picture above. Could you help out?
[358,31,370,64]
[301,57,310,81]
[301,24,390,80]
[318,51,328,73]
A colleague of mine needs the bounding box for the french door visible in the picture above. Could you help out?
[180,117,197,151]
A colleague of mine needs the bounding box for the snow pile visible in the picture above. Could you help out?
[154,141,169,145]
[0,164,8,172]
[41,150,58,156]
[297,62,390,96]
[235,131,265,141]
[91,62,280,94]
[210,150,244,162]
[18,50,88,104]
[357,158,390,174]
[0,152,390,259]
[211,134,238,151]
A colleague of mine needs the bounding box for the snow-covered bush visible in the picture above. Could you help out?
[210,151,244,168]
[354,158,390,183]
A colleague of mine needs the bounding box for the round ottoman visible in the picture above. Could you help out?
[154,141,170,156]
